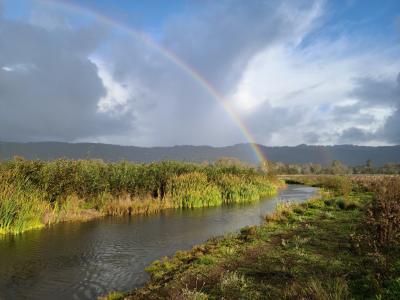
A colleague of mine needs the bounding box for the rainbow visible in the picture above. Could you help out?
[40,0,267,164]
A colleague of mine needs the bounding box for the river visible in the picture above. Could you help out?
[0,184,317,300]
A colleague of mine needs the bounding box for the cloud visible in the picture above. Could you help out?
[338,127,372,144]
[230,26,400,145]
[332,73,400,144]
[0,14,134,142]
[161,0,323,94]
[0,0,399,147]
[94,0,325,146]
[349,76,399,106]
[304,132,320,144]
[381,109,400,143]
[240,101,307,145]
[95,60,135,116]
[374,73,400,143]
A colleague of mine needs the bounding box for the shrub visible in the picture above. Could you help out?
[180,288,209,300]
[293,207,305,215]
[218,272,257,299]
[304,277,349,300]
[366,177,400,249]
[337,199,346,210]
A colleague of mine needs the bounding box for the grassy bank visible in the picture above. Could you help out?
[105,175,400,299]
[0,159,280,234]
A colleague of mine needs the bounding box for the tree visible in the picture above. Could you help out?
[310,163,322,174]
[330,160,349,174]
[364,159,374,173]
[366,159,373,168]
[215,157,252,168]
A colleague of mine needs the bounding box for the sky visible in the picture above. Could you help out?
[0,0,399,147]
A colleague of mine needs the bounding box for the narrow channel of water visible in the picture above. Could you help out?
[0,185,317,300]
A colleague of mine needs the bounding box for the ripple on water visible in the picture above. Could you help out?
[0,185,317,300]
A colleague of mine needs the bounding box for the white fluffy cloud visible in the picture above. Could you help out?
[232,35,400,145]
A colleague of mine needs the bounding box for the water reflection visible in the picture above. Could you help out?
[0,185,317,300]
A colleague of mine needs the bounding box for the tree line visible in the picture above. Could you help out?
[265,159,400,175]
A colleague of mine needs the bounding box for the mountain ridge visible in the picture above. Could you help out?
[0,141,399,166]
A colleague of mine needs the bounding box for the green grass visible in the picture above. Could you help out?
[104,177,400,300]
[167,172,223,208]
[0,182,49,234]
[0,159,280,234]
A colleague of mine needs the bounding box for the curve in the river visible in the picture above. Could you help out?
[0,184,317,300]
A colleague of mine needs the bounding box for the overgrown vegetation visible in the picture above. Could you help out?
[103,175,400,299]
[268,159,400,175]
[0,158,279,234]
[366,177,400,249]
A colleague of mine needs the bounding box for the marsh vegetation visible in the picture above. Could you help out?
[0,158,279,234]
[0,184,314,299]
[106,175,400,299]
[1,157,399,299]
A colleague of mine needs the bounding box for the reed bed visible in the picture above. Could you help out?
[0,158,279,234]
[167,172,223,208]
[0,182,49,234]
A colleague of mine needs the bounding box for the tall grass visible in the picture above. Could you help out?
[284,174,400,250]
[0,158,279,234]
[216,174,264,203]
[0,182,49,234]
[167,172,223,208]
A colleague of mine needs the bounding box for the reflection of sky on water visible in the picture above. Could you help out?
[0,185,317,300]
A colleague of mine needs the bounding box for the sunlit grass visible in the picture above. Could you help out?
[112,174,400,300]
[0,182,49,234]
[0,158,279,234]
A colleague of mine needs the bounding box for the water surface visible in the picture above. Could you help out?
[0,184,316,300]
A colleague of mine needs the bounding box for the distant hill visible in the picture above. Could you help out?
[0,142,399,166]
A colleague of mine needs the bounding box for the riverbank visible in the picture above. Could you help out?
[105,176,400,299]
[0,159,281,234]
[0,185,315,299]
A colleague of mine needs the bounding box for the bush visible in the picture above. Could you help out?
[218,272,256,299]
[367,177,400,249]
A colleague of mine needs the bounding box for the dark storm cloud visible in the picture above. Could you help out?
[162,0,320,94]
[102,0,321,145]
[335,73,400,144]
[338,127,372,144]
[377,73,400,143]
[111,0,320,92]
[243,101,306,143]
[100,37,237,146]
[349,76,399,106]
[331,104,376,125]
[0,14,134,142]
[303,132,320,144]
[380,109,400,143]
